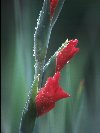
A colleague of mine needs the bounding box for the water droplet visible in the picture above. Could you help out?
[34,64,37,68]
[67,61,69,64]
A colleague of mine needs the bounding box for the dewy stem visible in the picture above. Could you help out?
[41,39,69,86]
[34,60,45,89]
[44,39,68,71]
[19,77,39,133]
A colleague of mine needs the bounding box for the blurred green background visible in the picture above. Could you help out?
[1,0,100,133]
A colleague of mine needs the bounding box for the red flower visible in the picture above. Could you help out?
[56,39,79,72]
[50,0,58,17]
[35,72,70,116]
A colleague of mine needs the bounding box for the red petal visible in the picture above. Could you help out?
[54,86,70,102]
[36,92,55,116]
[35,72,70,116]
[56,39,79,72]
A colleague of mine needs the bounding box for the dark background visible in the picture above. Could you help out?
[1,0,100,133]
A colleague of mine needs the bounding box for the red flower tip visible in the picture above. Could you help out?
[35,72,70,116]
[56,39,79,72]
[50,0,58,17]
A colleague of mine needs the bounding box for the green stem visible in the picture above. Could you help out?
[44,39,68,70]
[34,60,45,89]
[19,100,37,133]
[19,77,39,133]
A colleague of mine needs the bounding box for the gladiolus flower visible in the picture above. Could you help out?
[35,72,70,116]
[56,39,79,72]
[50,0,58,17]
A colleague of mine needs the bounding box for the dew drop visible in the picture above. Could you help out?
[67,61,69,64]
